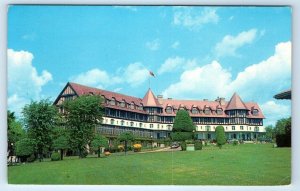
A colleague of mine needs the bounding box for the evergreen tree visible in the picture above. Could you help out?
[215,126,226,148]
[171,110,195,142]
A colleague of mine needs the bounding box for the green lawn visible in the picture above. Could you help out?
[8,143,291,185]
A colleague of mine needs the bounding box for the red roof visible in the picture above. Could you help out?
[55,82,264,119]
[142,89,161,107]
[225,92,249,110]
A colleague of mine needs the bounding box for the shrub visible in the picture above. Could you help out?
[118,145,124,152]
[26,154,36,162]
[51,152,61,161]
[133,143,142,152]
[180,142,187,151]
[194,141,203,150]
[215,126,226,148]
[233,140,239,146]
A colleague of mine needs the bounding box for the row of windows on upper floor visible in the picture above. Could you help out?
[106,118,261,132]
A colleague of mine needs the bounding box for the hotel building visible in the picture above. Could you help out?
[54,82,266,141]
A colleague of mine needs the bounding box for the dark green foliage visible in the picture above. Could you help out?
[194,141,203,150]
[118,132,135,154]
[15,138,36,158]
[215,126,226,148]
[265,125,275,141]
[64,95,104,158]
[180,142,187,151]
[7,110,25,156]
[22,99,59,161]
[51,152,61,161]
[53,132,69,160]
[233,140,239,146]
[173,110,195,132]
[26,154,36,163]
[91,134,108,157]
[171,132,194,141]
[275,117,291,147]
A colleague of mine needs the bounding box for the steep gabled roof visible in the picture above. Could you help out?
[142,89,161,107]
[226,92,249,110]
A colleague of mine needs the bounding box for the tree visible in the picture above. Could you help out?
[22,100,59,161]
[91,134,108,157]
[53,135,69,160]
[118,132,135,155]
[15,138,36,162]
[64,95,104,158]
[265,125,275,141]
[275,117,291,147]
[171,110,195,150]
[7,111,25,156]
[215,126,226,148]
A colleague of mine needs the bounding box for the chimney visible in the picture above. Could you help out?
[167,98,172,100]
[157,95,163,104]
[203,99,208,101]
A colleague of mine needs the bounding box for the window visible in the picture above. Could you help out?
[110,119,114,125]
[254,126,259,132]
[121,120,124,126]
[232,126,235,130]
[204,108,211,115]
[217,109,222,115]
[150,124,153,128]
[167,125,172,130]
[240,126,244,130]
[130,103,135,109]
[157,124,160,129]
[252,109,259,116]
[120,101,125,107]
[206,126,211,131]
[191,107,199,114]
[166,106,172,114]
[110,98,116,106]
[139,123,143,128]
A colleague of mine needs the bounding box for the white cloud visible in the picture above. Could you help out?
[71,68,121,89]
[7,49,53,115]
[215,28,257,57]
[158,56,197,75]
[162,61,232,99]
[171,41,180,49]
[162,41,291,105]
[123,62,149,87]
[146,39,160,51]
[261,100,291,126]
[173,7,219,29]
[71,62,149,88]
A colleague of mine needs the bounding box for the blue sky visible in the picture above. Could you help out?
[7,5,291,126]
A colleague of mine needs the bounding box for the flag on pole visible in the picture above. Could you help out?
[149,70,155,77]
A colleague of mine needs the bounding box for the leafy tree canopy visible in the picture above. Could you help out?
[15,138,36,157]
[22,99,59,159]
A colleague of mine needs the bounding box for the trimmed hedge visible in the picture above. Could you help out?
[51,152,61,161]
[180,142,187,151]
[194,141,203,150]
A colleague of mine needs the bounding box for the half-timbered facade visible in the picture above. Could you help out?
[54,82,266,141]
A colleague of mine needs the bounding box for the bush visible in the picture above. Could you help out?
[133,144,142,152]
[118,145,124,152]
[51,152,60,161]
[180,142,187,151]
[233,140,239,146]
[194,141,203,150]
[26,154,36,162]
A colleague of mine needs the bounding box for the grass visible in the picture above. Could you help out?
[8,143,291,185]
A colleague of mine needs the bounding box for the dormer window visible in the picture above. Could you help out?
[120,100,125,107]
[166,106,172,114]
[191,107,199,114]
[130,102,135,109]
[217,109,223,115]
[110,98,116,106]
[252,109,259,116]
[204,108,211,115]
